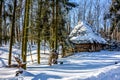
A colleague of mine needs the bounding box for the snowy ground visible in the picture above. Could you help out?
[0,45,120,80]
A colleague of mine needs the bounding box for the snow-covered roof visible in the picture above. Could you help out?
[69,21,106,44]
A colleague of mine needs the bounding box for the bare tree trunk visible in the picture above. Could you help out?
[21,0,30,69]
[61,43,66,58]
[15,0,23,43]
[94,0,100,32]
[0,1,3,46]
[3,3,7,45]
[55,0,58,50]
[83,0,87,21]
[8,0,17,66]
[50,0,55,49]
[36,0,42,64]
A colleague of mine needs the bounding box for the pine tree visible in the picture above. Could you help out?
[48,0,77,58]
[109,0,120,35]
[50,0,77,50]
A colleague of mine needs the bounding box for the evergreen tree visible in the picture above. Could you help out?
[48,0,77,58]
[50,0,77,50]
[109,0,120,35]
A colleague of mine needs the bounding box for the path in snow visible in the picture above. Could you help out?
[1,46,120,80]
[25,51,120,80]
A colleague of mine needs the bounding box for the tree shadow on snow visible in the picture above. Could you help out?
[32,73,62,80]
[0,58,7,67]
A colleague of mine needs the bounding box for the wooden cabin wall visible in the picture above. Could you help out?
[74,43,104,52]
[63,43,106,57]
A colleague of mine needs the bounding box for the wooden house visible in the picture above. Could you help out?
[69,21,107,52]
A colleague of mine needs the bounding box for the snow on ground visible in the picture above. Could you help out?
[0,45,120,80]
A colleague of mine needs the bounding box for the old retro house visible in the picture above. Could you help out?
[69,21,107,52]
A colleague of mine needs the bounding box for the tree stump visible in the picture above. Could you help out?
[14,56,26,68]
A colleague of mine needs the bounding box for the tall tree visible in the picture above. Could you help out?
[54,0,58,50]
[0,0,3,46]
[109,0,120,40]
[15,0,23,43]
[50,0,55,49]
[21,0,30,69]
[102,0,111,39]
[8,0,17,66]
[36,0,43,64]
[49,0,77,57]
[50,0,77,50]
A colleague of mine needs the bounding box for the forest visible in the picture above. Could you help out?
[0,0,120,80]
[0,0,120,77]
